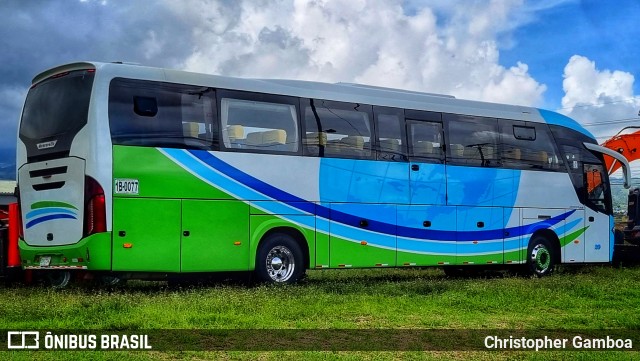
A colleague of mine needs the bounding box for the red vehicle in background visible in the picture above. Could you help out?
[0,184,21,283]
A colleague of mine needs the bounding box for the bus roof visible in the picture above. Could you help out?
[32,61,595,139]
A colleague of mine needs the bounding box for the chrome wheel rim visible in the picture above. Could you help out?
[265,245,295,282]
[530,244,551,273]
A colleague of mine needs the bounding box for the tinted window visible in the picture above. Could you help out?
[549,125,596,146]
[562,144,601,169]
[374,107,406,161]
[560,143,611,214]
[500,120,563,171]
[219,93,299,154]
[303,100,373,159]
[20,69,95,160]
[109,78,217,150]
[408,120,444,162]
[585,163,609,213]
[551,126,598,167]
[446,114,499,167]
[513,125,535,140]
[21,70,94,140]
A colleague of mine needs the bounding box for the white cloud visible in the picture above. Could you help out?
[560,55,640,141]
[169,0,546,106]
[142,30,163,60]
[559,55,640,180]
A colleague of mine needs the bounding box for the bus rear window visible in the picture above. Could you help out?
[20,70,94,140]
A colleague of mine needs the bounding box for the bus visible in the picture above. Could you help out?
[16,62,630,287]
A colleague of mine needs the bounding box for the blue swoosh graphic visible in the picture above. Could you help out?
[26,214,77,229]
[166,149,576,243]
[26,207,77,220]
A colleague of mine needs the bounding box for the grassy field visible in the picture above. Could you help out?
[1,265,639,360]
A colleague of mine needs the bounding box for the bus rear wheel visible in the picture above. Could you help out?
[256,233,304,284]
[527,236,556,277]
[47,271,71,289]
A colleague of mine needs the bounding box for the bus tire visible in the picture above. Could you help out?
[442,267,466,277]
[255,233,304,284]
[47,271,71,289]
[99,274,125,287]
[527,235,556,277]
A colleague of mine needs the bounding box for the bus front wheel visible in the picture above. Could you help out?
[527,236,556,277]
[255,233,305,284]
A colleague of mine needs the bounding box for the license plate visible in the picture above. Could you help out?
[114,179,139,195]
[39,256,51,267]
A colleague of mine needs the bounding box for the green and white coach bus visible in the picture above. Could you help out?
[16,62,630,286]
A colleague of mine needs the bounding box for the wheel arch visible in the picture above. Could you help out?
[529,228,561,264]
[254,226,311,270]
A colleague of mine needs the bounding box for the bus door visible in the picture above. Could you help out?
[408,117,456,266]
[582,163,612,262]
[404,116,451,266]
[406,118,447,206]
[561,144,613,263]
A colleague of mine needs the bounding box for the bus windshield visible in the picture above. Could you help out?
[20,69,94,140]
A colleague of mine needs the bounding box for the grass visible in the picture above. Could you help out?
[1,265,639,360]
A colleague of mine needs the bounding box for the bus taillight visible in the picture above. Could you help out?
[8,203,21,267]
[15,187,24,240]
[84,176,106,236]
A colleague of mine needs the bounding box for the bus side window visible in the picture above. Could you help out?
[560,143,610,212]
[302,99,373,159]
[374,106,407,162]
[180,90,217,149]
[445,114,499,167]
[407,120,444,163]
[219,93,300,154]
[108,78,217,150]
[499,120,563,171]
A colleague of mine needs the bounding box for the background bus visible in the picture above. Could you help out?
[16,62,630,286]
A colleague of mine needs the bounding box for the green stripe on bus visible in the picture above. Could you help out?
[559,226,588,247]
[31,201,78,210]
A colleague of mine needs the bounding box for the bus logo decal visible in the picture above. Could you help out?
[25,201,78,229]
[36,140,57,150]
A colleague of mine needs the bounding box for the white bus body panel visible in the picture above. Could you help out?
[18,157,85,246]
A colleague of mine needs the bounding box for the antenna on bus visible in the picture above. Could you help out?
[336,82,455,99]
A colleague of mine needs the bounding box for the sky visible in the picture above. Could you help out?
[1,0,639,175]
